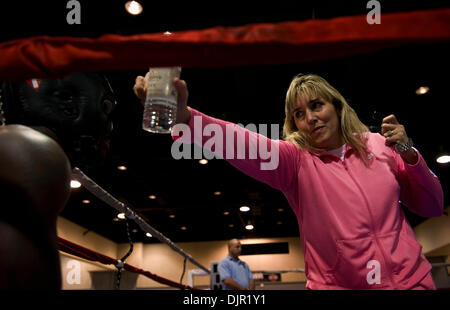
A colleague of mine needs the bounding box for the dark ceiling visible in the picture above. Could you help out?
[1,1,449,244]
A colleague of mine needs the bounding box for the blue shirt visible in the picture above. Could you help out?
[218,255,253,290]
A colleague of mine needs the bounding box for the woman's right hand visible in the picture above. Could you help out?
[133,72,191,124]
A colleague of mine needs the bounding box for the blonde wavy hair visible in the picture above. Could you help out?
[283,74,370,163]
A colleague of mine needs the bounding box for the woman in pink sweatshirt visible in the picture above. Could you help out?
[134,73,443,290]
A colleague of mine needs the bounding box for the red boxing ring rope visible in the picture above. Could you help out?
[58,237,201,290]
[0,8,449,81]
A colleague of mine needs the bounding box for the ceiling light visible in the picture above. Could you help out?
[223,211,230,215]
[436,154,450,164]
[213,191,222,196]
[228,224,234,228]
[164,31,172,35]
[146,232,152,238]
[415,86,429,95]
[199,159,208,165]
[148,195,156,199]
[71,180,81,188]
[245,224,254,230]
[125,1,143,15]
[169,214,176,218]
[81,199,90,204]
[240,206,250,212]
[117,165,127,171]
[276,221,283,225]
[181,226,187,230]
[117,213,126,220]
[277,208,284,212]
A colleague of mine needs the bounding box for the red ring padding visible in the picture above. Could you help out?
[58,237,202,290]
[0,8,449,81]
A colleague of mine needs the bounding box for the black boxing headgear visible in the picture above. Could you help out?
[1,72,117,169]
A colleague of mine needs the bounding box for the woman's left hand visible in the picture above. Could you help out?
[381,114,418,164]
[381,114,409,147]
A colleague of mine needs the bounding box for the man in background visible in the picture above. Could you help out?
[218,239,255,290]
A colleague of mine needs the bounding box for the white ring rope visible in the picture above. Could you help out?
[71,167,211,274]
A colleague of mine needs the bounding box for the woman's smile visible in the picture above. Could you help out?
[312,125,325,134]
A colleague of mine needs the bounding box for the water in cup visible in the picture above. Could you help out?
[142,67,181,134]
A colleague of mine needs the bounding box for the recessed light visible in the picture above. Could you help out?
[214,191,222,196]
[146,232,152,238]
[181,226,187,230]
[277,208,284,212]
[228,224,234,228]
[415,86,429,95]
[199,159,208,165]
[169,214,176,218]
[245,224,254,230]
[70,180,81,188]
[240,206,250,212]
[148,195,156,199]
[82,199,90,204]
[436,155,450,164]
[223,211,230,215]
[117,165,127,171]
[117,213,126,220]
[125,1,143,15]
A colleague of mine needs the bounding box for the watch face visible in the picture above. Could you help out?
[395,144,404,153]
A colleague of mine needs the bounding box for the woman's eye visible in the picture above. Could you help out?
[312,101,323,109]
[294,111,302,119]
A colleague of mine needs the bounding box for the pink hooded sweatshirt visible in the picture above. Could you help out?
[172,107,444,290]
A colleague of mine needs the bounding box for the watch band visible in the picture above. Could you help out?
[395,138,413,154]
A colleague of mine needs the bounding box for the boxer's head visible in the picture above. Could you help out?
[1,72,116,169]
